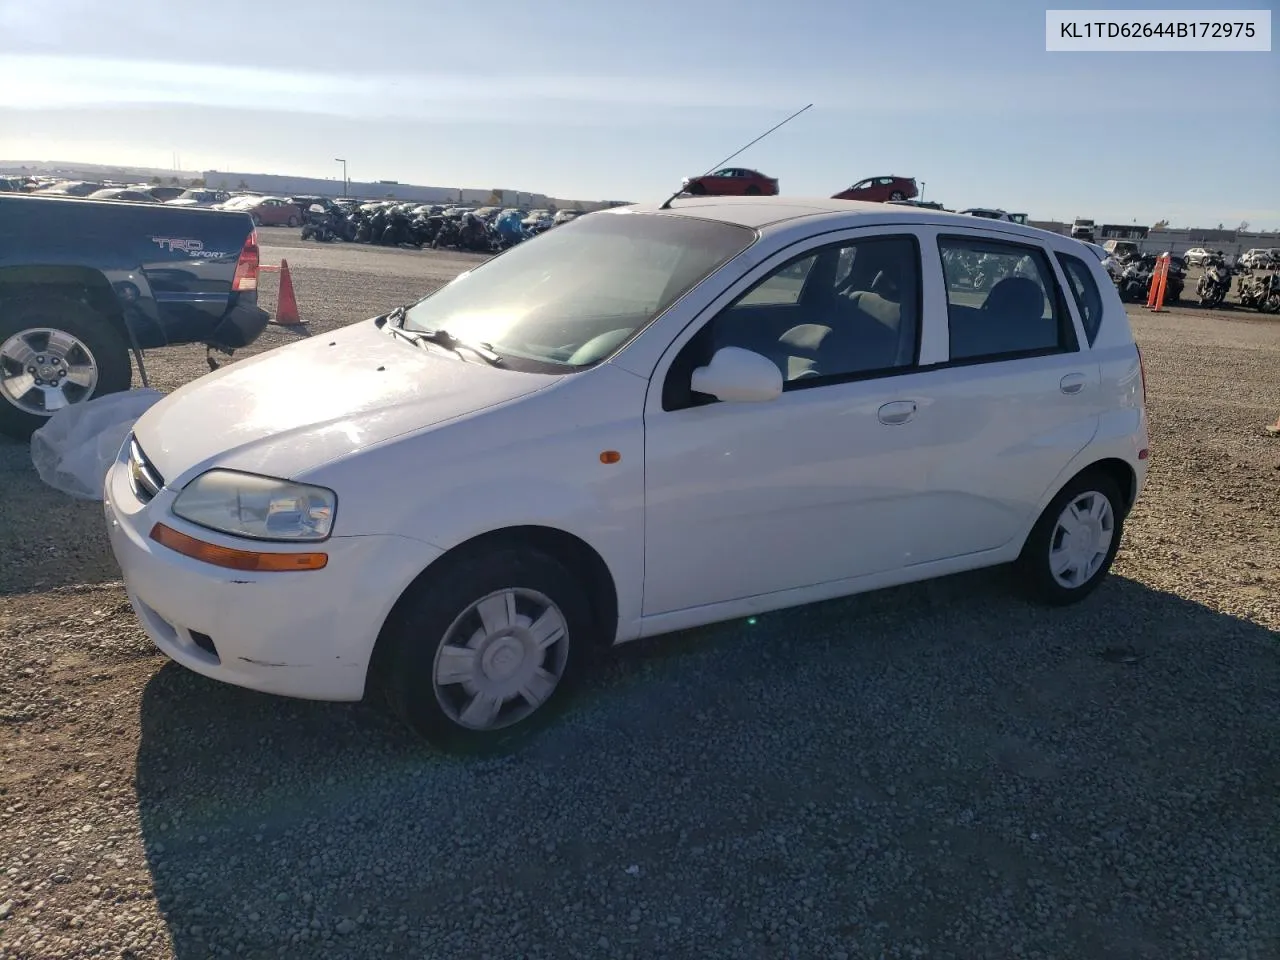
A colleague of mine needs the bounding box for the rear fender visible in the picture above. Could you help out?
[0,263,162,350]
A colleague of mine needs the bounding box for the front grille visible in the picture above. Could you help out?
[127,436,165,504]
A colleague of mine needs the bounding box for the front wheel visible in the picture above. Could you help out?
[1013,471,1125,606]
[0,296,133,441]
[378,547,595,752]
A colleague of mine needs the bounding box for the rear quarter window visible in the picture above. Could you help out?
[1056,253,1105,346]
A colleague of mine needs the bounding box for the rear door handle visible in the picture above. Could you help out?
[878,400,917,425]
[1060,373,1087,395]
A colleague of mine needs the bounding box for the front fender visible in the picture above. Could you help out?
[303,367,650,632]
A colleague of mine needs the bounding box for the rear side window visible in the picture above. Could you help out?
[1056,252,1105,345]
[937,237,1076,363]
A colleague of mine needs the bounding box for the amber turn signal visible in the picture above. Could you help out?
[599,450,621,464]
[149,523,328,572]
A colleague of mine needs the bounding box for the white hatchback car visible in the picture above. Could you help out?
[104,198,1150,750]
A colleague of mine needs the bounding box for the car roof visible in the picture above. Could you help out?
[618,196,1068,244]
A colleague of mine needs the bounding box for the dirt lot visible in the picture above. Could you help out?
[1,231,1278,960]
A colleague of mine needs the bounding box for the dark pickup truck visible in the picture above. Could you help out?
[0,193,269,440]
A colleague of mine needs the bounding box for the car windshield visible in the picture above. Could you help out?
[402,211,755,371]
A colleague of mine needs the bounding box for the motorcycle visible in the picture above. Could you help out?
[1118,255,1185,304]
[300,204,340,242]
[492,210,530,250]
[1238,271,1280,313]
[456,213,492,253]
[1196,256,1231,308]
[379,208,420,248]
[431,216,462,250]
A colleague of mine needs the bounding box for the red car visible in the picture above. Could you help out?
[833,175,919,203]
[682,168,779,197]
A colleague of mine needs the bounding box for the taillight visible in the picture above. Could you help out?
[1136,345,1148,404]
[231,228,260,292]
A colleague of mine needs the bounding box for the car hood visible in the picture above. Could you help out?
[132,318,560,487]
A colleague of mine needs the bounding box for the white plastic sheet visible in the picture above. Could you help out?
[30,389,164,501]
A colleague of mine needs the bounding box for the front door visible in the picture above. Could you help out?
[641,230,935,617]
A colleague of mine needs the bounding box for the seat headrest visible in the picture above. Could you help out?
[983,277,1044,320]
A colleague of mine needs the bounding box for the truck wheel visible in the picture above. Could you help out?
[0,296,133,442]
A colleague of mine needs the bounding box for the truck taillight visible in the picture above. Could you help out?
[231,229,260,292]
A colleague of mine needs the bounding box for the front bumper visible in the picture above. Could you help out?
[103,447,441,702]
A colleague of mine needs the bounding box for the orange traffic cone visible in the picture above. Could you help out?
[271,259,303,326]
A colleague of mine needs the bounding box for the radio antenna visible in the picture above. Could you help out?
[659,103,813,210]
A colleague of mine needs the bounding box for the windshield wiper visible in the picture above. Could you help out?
[414,328,504,366]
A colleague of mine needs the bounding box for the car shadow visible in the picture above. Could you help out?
[0,435,123,596]
[135,571,1280,960]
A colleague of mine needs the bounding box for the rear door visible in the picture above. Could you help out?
[902,227,1102,564]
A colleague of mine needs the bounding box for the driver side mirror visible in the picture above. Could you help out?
[690,347,783,403]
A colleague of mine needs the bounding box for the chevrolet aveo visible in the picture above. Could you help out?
[105,198,1150,750]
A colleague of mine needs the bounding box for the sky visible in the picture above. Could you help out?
[1,0,1277,228]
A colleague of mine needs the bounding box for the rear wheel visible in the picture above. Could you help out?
[287,215,299,227]
[379,546,595,753]
[1013,471,1125,606]
[744,186,761,195]
[0,296,133,442]
[890,191,906,201]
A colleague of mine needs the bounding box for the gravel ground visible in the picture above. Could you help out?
[1,231,1277,960]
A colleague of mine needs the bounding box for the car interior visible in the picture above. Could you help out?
[688,236,921,393]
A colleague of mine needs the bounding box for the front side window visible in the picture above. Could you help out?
[403,212,755,372]
[938,237,1075,362]
[664,235,922,408]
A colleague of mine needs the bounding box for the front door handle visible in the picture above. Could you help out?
[1060,373,1087,395]
[878,400,917,425]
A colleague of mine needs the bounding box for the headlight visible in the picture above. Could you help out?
[171,470,336,541]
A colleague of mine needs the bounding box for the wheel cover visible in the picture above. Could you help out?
[432,587,571,731]
[1048,491,1115,589]
[0,327,100,416]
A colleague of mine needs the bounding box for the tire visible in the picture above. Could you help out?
[687,183,706,195]
[890,191,906,201]
[744,186,761,196]
[0,296,133,442]
[1013,470,1126,606]
[379,546,595,753]
[287,215,299,227]
[251,214,262,227]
